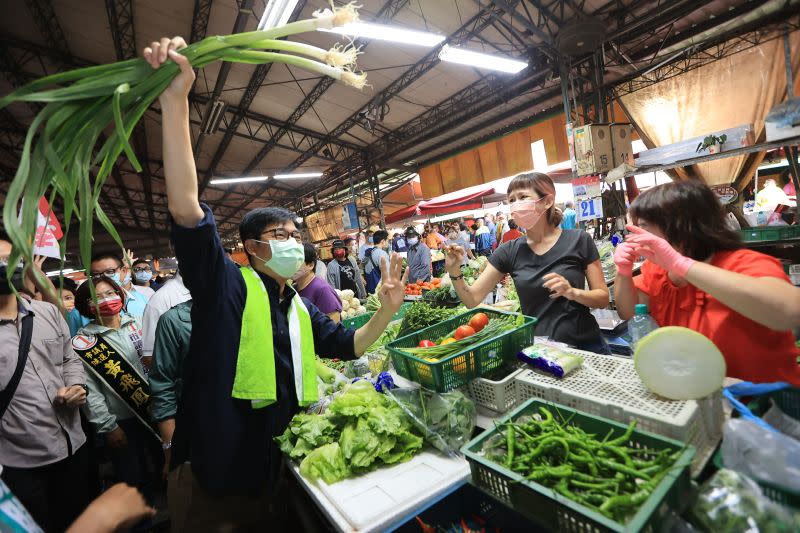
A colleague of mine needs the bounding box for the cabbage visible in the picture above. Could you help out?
[634,326,726,400]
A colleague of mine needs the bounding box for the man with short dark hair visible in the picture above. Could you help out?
[392,232,407,253]
[0,231,90,532]
[147,36,406,530]
[131,259,156,297]
[363,230,391,293]
[405,227,431,282]
[357,230,374,262]
[89,253,149,323]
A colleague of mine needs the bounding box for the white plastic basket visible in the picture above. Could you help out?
[514,350,722,477]
[467,368,522,413]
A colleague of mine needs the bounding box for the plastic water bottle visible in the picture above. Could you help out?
[628,304,659,350]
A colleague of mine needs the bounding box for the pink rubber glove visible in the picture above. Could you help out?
[625,225,695,278]
[613,241,639,277]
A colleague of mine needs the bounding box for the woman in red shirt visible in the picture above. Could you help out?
[613,181,800,385]
[502,219,524,243]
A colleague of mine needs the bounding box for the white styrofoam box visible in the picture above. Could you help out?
[310,451,469,532]
[515,350,723,477]
[466,368,522,413]
[765,121,800,143]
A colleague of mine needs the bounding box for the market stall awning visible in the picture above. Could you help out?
[385,204,422,224]
[419,177,513,214]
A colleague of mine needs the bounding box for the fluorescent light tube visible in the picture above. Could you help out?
[209,176,269,185]
[320,23,444,47]
[258,0,300,31]
[439,45,527,73]
[274,172,323,179]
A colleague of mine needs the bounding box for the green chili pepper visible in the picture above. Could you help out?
[504,425,515,469]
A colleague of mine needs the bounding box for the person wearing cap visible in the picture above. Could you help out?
[326,239,367,300]
[405,227,432,283]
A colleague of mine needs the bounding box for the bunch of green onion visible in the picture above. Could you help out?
[0,4,364,294]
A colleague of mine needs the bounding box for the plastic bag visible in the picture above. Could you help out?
[762,402,800,442]
[344,356,371,378]
[518,345,584,378]
[385,388,476,456]
[721,418,800,493]
[692,469,800,532]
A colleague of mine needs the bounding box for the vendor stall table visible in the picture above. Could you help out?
[290,451,470,532]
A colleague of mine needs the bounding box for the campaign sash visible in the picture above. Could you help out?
[72,332,160,440]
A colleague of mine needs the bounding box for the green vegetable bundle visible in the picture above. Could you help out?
[276,380,424,484]
[400,314,522,359]
[365,293,382,313]
[422,285,460,306]
[481,406,684,524]
[1,4,364,293]
[397,302,463,338]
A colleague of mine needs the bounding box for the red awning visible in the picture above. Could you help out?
[384,204,421,224]
[418,177,514,214]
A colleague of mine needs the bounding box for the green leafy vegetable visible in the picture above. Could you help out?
[299,443,350,484]
[276,380,425,484]
[398,302,463,338]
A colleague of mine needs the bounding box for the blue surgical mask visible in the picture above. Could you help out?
[407,237,419,246]
[134,271,153,284]
[110,271,130,287]
[368,237,374,244]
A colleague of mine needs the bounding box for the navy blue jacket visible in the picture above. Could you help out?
[170,204,356,495]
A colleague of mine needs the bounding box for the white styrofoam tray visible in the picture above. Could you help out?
[292,451,469,532]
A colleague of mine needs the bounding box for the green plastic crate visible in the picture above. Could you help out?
[462,398,696,532]
[386,309,536,392]
[713,387,800,508]
[342,303,411,330]
[342,311,373,329]
[739,227,784,242]
[779,225,800,241]
[393,302,412,321]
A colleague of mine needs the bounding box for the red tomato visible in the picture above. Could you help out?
[419,340,437,348]
[454,325,476,340]
[468,313,490,332]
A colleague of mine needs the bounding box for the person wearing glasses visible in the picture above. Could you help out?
[89,253,150,324]
[73,276,161,513]
[131,259,158,295]
[0,232,91,533]
[146,36,407,529]
[445,172,610,353]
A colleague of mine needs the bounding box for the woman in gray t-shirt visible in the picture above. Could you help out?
[444,173,610,352]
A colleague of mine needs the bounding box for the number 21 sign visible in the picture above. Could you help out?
[577,198,603,222]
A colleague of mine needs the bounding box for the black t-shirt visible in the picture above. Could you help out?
[337,259,358,294]
[489,230,603,347]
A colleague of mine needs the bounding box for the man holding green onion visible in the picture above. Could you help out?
[146,37,407,528]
